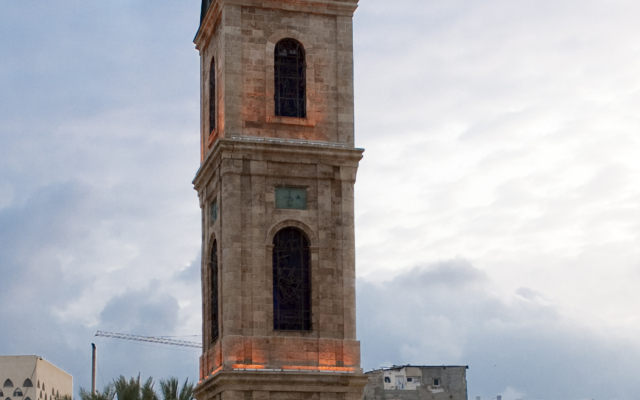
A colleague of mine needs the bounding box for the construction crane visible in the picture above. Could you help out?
[90,331,201,393]
[95,330,202,349]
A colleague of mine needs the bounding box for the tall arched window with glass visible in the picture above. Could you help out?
[210,239,219,341]
[272,227,311,330]
[209,57,216,134]
[274,39,306,118]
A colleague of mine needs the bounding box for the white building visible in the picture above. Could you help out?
[0,356,72,400]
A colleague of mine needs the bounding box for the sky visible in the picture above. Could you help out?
[1,1,640,399]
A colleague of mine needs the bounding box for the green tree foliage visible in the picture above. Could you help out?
[79,376,192,400]
[113,375,157,400]
[158,378,194,400]
[78,383,115,400]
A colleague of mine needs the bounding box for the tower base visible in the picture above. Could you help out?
[195,370,367,400]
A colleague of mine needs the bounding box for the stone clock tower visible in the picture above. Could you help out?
[192,0,366,400]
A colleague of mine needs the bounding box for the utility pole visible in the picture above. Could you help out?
[91,343,97,394]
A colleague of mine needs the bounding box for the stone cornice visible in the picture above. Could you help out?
[192,137,364,191]
[194,0,359,50]
[195,370,368,399]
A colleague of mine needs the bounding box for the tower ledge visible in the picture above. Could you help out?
[196,0,359,49]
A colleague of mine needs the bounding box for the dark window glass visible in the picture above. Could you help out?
[26,397,31,400]
[210,240,219,341]
[3,380,12,388]
[209,199,218,222]
[0,389,3,397]
[272,227,311,330]
[209,58,216,133]
[22,380,33,388]
[14,389,23,397]
[274,39,306,118]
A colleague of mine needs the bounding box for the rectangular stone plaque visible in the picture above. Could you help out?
[275,187,307,210]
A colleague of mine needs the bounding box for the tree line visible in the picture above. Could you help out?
[77,376,194,400]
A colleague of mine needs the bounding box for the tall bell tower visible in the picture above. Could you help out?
[192,0,366,400]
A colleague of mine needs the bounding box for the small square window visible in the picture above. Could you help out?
[433,378,440,386]
[210,199,218,222]
[384,377,391,383]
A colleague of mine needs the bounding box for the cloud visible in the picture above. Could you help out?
[0,0,203,393]
[357,259,640,400]
[99,284,180,336]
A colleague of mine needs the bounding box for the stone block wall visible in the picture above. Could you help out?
[194,139,363,381]
[195,0,358,162]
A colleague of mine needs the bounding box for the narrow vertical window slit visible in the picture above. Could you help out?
[209,58,216,133]
[210,240,219,341]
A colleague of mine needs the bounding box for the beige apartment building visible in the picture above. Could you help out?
[0,356,72,400]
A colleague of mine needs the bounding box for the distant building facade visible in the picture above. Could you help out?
[363,366,468,400]
[0,356,72,400]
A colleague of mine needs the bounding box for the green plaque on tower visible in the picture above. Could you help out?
[275,187,307,210]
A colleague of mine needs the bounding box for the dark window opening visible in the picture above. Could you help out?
[209,57,216,133]
[210,239,219,341]
[384,377,391,383]
[433,379,440,386]
[0,389,3,397]
[210,199,218,223]
[26,397,32,400]
[14,389,23,397]
[274,39,306,118]
[22,380,33,388]
[273,227,311,330]
[3,381,13,388]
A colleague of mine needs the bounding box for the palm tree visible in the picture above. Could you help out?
[113,375,157,400]
[158,378,194,400]
[79,384,116,400]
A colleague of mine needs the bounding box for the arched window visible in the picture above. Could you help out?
[274,39,306,118]
[26,397,32,400]
[272,227,311,330]
[22,380,33,388]
[14,388,23,397]
[209,57,216,133]
[0,389,3,396]
[210,239,219,341]
[3,380,12,388]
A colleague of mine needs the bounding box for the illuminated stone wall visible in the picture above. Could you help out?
[195,0,358,161]
[192,1,366,400]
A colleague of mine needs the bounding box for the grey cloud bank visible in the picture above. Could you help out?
[357,260,640,400]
